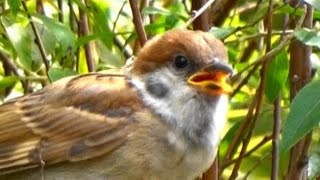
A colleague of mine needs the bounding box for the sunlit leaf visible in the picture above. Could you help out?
[8,0,21,14]
[1,16,42,71]
[280,79,320,154]
[209,27,235,40]
[142,6,172,16]
[48,68,77,82]
[0,76,19,89]
[89,1,113,49]
[32,14,76,53]
[294,28,320,48]
[265,49,289,102]
[276,5,320,19]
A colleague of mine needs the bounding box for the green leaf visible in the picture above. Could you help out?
[48,68,77,82]
[276,5,320,19]
[0,76,19,89]
[280,79,320,154]
[89,1,114,49]
[294,28,320,48]
[34,21,57,56]
[95,40,124,69]
[265,49,289,102]
[1,16,42,71]
[32,14,76,53]
[142,6,172,16]
[8,0,21,14]
[209,27,235,40]
[304,0,320,10]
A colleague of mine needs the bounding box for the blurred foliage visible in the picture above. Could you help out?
[0,0,319,179]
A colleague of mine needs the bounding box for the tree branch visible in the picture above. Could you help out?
[22,1,50,73]
[129,0,147,47]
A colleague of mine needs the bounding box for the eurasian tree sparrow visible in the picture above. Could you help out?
[0,30,232,180]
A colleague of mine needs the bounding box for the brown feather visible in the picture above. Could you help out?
[0,73,143,175]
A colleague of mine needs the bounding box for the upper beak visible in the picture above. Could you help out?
[187,61,233,96]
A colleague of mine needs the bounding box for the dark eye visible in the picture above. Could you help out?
[174,55,189,69]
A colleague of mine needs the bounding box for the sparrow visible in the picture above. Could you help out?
[0,30,232,180]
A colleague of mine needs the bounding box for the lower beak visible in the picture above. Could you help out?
[187,61,233,96]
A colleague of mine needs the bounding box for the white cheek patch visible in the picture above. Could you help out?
[130,68,180,123]
[130,68,228,149]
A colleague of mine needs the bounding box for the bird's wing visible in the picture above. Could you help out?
[0,73,142,175]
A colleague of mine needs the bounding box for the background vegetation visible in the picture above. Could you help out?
[0,0,319,179]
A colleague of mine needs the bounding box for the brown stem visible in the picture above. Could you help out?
[22,1,50,73]
[209,0,239,26]
[191,0,209,31]
[58,0,63,23]
[78,0,94,72]
[271,4,289,179]
[129,0,147,47]
[68,0,77,32]
[287,3,312,180]
[184,0,215,29]
[36,0,44,14]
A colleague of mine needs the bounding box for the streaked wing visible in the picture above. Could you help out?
[0,73,141,175]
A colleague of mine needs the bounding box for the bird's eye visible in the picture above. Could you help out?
[174,55,189,69]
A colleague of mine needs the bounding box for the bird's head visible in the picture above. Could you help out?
[130,30,233,97]
[129,30,232,145]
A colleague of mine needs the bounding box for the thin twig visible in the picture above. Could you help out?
[22,1,50,73]
[229,80,266,179]
[230,64,260,98]
[219,96,257,177]
[129,0,147,47]
[225,30,293,44]
[58,0,63,23]
[230,31,295,98]
[229,1,274,176]
[113,37,132,59]
[272,97,281,180]
[271,2,289,178]
[112,1,127,32]
[68,0,77,32]
[222,134,273,168]
[78,0,94,72]
[184,0,215,28]
[0,51,22,78]
[112,1,132,59]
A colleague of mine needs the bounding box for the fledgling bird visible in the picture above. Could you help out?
[0,30,232,180]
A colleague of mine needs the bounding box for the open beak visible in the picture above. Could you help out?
[188,61,233,96]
